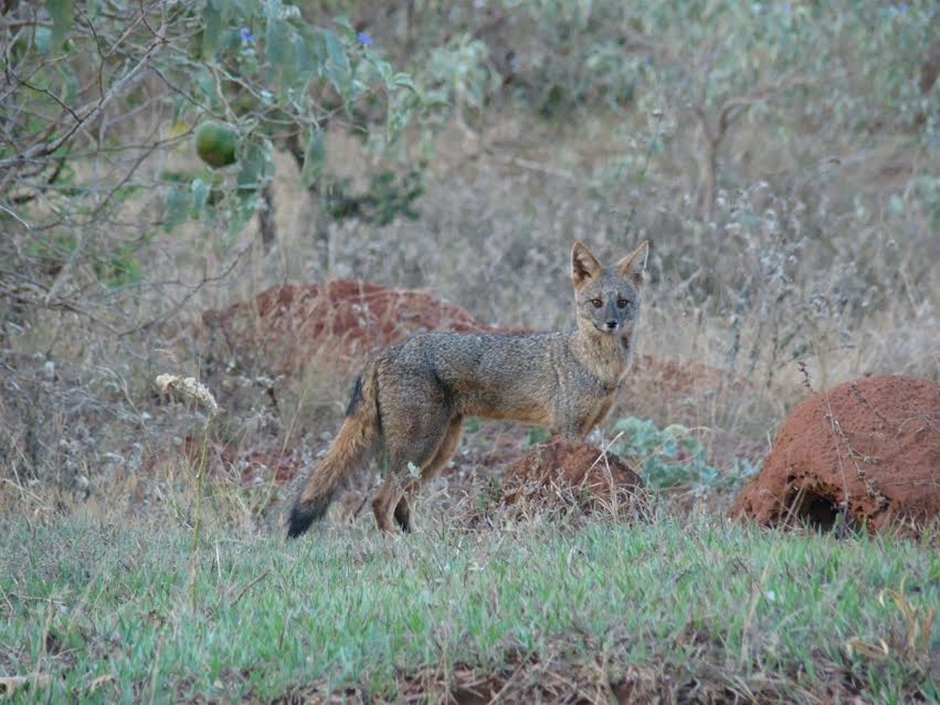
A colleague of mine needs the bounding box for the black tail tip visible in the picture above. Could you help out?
[286,493,333,539]
[286,505,317,539]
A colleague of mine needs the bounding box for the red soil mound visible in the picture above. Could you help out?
[732,374,940,533]
[502,439,645,515]
[200,280,493,375]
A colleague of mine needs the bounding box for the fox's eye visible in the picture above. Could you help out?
[617,298,630,309]
[590,298,603,309]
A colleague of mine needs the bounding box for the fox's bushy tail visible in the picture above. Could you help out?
[286,364,380,538]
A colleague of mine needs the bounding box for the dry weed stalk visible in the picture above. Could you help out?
[155,374,221,418]
[154,373,221,607]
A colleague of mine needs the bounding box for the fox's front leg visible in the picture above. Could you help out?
[549,402,592,441]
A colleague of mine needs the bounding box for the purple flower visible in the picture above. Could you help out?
[356,30,372,46]
[240,27,253,43]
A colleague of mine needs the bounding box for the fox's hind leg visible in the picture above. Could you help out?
[418,416,464,485]
[372,404,461,532]
[371,405,457,533]
[391,416,464,531]
[372,475,408,534]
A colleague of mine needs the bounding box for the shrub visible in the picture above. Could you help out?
[612,417,757,497]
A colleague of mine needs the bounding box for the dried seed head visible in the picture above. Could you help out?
[155,374,220,418]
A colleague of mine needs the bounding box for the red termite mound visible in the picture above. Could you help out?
[501,439,645,515]
[199,279,491,375]
[732,374,940,533]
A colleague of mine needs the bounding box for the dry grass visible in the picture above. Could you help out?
[2,102,936,521]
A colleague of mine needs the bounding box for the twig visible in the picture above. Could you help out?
[0,201,30,229]
[227,569,271,607]
[0,32,166,170]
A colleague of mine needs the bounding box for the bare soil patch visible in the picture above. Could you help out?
[198,279,494,377]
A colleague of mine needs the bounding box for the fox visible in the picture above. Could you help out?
[286,239,650,537]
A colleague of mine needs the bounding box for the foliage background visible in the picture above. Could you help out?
[1,0,938,511]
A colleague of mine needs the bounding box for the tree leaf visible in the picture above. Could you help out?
[163,184,193,231]
[320,29,350,97]
[300,128,325,188]
[190,177,212,216]
[390,72,418,93]
[265,18,295,91]
[201,3,224,58]
[46,0,74,50]
[236,139,271,192]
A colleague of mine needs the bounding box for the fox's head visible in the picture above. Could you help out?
[570,240,649,343]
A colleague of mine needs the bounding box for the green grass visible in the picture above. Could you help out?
[1,512,937,703]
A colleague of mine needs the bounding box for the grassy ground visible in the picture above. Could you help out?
[1,508,937,703]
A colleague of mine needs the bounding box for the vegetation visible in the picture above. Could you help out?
[1,515,937,702]
[611,417,757,497]
[1,0,938,700]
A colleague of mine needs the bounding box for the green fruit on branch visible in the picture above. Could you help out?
[195,121,238,168]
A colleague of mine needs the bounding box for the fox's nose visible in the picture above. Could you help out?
[605,320,619,331]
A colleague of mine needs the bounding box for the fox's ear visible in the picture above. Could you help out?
[616,240,649,286]
[571,241,603,288]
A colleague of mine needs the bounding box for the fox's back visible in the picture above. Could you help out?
[375,330,569,423]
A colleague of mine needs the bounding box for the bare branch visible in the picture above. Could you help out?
[0,33,165,171]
